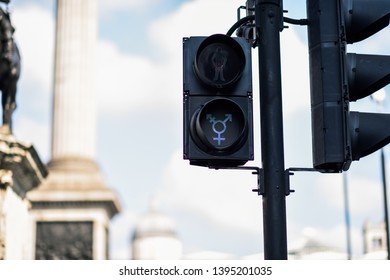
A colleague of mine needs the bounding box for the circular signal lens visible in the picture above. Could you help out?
[191,98,247,155]
[193,34,245,89]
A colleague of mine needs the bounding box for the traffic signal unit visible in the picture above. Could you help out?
[183,34,254,168]
[307,0,390,172]
[183,1,390,172]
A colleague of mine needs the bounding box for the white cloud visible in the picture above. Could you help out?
[318,173,382,216]
[12,5,54,100]
[99,0,162,15]
[161,149,262,235]
[10,5,54,160]
[96,40,180,116]
[96,0,245,116]
[148,0,242,56]
[280,28,311,115]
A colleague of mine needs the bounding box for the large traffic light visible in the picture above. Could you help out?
[307,0,390,172]
[183,34,253,168]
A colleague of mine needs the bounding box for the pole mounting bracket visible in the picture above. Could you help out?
[213,166,264,195]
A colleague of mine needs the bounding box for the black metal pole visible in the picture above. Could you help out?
[380,149,390,260]
[255,0,288,259]
[342,173,352,259]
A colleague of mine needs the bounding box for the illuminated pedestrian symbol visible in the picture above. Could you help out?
[206,114,232,145]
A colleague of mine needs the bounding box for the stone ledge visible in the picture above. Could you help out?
[0,131,48,198]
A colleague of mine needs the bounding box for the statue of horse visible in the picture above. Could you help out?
[0,7,20,133]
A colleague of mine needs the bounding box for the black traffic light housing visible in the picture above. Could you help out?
[307,0,390,172]
[183,34,254,168]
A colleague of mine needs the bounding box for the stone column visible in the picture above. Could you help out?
[51,0,97,162]
[28,0,120,260]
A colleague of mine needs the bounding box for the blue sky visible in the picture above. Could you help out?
[6,0,390,259]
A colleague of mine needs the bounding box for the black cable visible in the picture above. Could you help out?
[226,15,308,37]
[226,15,255,36]
[283,17,308,26]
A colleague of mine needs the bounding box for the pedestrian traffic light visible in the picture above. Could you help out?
[183,34,254,168]
[307,0,390,172]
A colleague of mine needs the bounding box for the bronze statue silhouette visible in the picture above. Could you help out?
[0,7,20,132]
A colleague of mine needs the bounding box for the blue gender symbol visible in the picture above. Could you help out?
[206,114,232,145]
